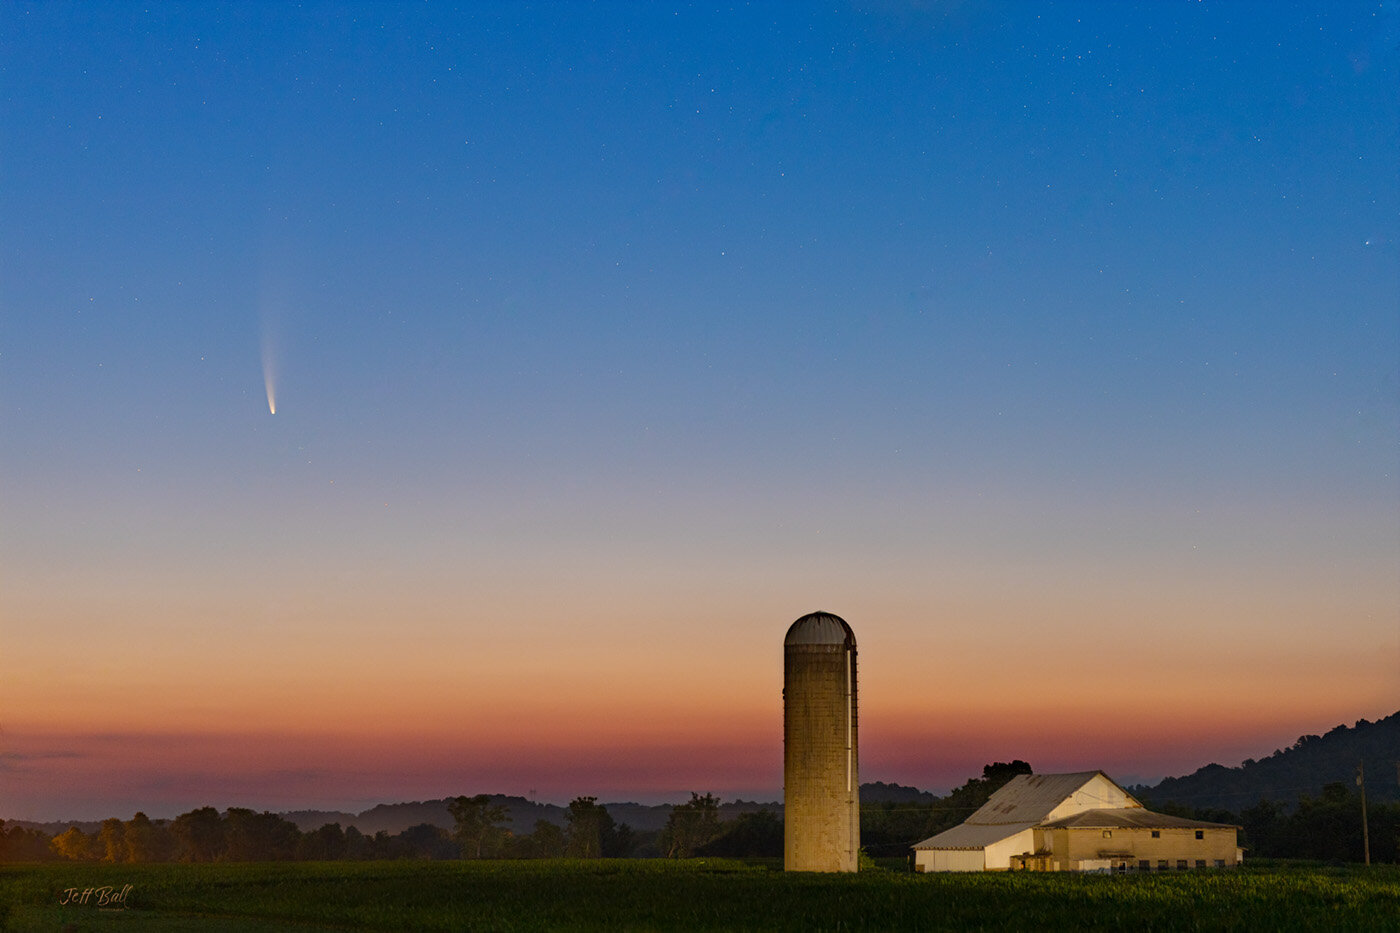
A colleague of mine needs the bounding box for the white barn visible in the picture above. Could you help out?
[912,771,1242,873]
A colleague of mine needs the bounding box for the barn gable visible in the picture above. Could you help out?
[957,771,1140,827]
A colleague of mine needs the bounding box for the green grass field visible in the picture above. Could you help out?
[1,860,1395,932]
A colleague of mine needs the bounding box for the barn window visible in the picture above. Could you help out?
[1138,860,1150,871]
[1213,859,1225,868]
[1196,859,1206,868]
[1195,830,1204,840]
[1157,860,1168,871]
[1151,830,1160,838]
[1102,830,1112,839]
[1177,859,1188,870]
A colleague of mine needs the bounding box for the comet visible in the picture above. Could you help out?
[261,318,278,415]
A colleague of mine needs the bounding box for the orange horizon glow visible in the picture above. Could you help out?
[7,697,1394,823]
[5,467,1394,821]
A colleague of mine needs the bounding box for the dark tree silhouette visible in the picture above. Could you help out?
[565,797,614,858]
[394,823,456,859]
[97,818,127,863]
[448,794,512,858]
[172,807,225,862]
[297,823,349,860]
[526,819,566,858]
[123,812,172,862]
[660,793,722,858]
[223,808,300,861]
[0,820,59,861]
[697,809,783,858]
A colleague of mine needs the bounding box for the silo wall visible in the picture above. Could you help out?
[784,641,859,871]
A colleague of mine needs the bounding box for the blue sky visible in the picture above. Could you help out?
[1,2,1396,818]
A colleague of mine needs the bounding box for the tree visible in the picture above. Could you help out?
[606,822,636,858]
[565,797,615,858]
[297,823,349,861]
[124,812,174,863]
[344,826,373,860]
[2,820,59,862]
[172,807,225,862]
[50,827,95,861]
[660,792,722,858]
[526,819,565,858]
[223,808,300,861]
[981,760,1033,787]
[393,823,456,859]
[448,794,512,858]
[367,830,394,859]
[697,809,783,858]
[124,813,154,862]
[1239,799,1285,856]
[98,818,127,863]
[1285,783,1370,863]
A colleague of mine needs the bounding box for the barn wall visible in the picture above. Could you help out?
[915,848,984,872]
[982,829,1036,870]
[1052,826,1239,868]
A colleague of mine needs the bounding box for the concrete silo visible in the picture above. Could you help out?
[783,611,859,872]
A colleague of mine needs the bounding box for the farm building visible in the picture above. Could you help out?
[912,771,1242,872]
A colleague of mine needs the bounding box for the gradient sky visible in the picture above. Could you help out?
[2,2,1397,821]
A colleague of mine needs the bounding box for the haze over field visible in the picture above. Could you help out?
[1,3,1396,821]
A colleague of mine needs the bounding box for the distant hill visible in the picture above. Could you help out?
[4,819,106,836]
[1135,712,1400,812]
[284,796,563,835]
[281,794,788,836]
[7,793,815,839]
[9,785,929,839]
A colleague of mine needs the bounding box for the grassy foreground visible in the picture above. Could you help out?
[1,859,1396,932]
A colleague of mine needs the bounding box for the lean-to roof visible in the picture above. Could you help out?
[1038,808,1239,830]
[912,821,1037,851]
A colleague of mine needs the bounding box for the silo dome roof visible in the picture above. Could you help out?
[784,611,855,647]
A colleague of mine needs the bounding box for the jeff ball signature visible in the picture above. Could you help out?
[59,884,133,909]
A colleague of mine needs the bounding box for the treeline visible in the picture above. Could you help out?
[1160,782,1400,863]
[0,762,1092,865]
[7,797,635,864]
[11,763,1393,865]
[5,794,785,864]
[416,793,784,861]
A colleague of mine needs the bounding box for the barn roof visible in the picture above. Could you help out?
[963,771,1127,825]
[911,771,1147,851]
[1038,808,1238,831]
[911,821,1037,851]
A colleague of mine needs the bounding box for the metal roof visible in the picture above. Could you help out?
[912,821,1036,851]
[1038,808,1238,830]
[963,772,1126,825]
[911,772,1152,851]
[784,612,856,647]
